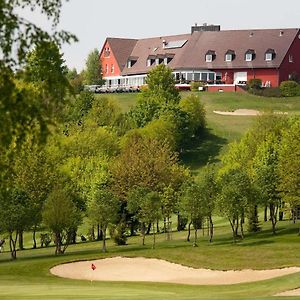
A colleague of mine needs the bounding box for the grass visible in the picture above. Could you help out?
[1,220,300,299]
[1,92,300,299]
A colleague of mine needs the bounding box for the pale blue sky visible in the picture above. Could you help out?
[25,0,300,71]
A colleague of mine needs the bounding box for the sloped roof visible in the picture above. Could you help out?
[105,28,299,76]
[177,28,299,70]
[106,38,138,71]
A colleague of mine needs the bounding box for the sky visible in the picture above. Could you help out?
[21,0,300,71]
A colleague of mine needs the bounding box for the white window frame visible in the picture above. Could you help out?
[225,54,232,62]
[127,60,132,68]
[245,53,253,61]
[289,55,293,63]
[111,64,114,73]
[205,54,212,62]
[265,53,273,61]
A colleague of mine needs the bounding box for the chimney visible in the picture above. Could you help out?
[162,39,167,48]
[279,30,284,36]
[191,23,221,34]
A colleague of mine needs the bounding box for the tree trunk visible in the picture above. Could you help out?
[32,225,37,249]
[209,215,214,243]
[156,220,159,233]
[141,223,146,246]
[97,224,103,240]
[146,223,151,235]
[18,230,24,250]
[264,206,268,222]
[270,203,278,234]
[55,232,62,255]
[102,226,107,253]
[9,232,18,260]
[152,222,156,249]
[187,221,192,242]
[193,229,198,247]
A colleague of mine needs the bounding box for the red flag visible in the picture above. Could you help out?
[91,263,96,271]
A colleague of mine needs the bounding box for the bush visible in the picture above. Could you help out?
[190,81,205,92]
[261,87,282,98]
[280,80,299,97]
[247,78,262,90]
[109,223,127,245]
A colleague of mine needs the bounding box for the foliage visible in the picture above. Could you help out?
[179,94,206,135]
[277,118,300,220]
[261,87,282,98]
[247,78,262,90]
[67,68,84,94]
[143,64,180,105]
[42,185,81,255]
[109,222,127,245]
[84,48,104,85]
[88,188,120,252]
[280,80,299,97]
[190,81,205,92]
[0,0,77,67]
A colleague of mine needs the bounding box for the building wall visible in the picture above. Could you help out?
[279,31,300,83]
[214,68,280,87]
[100,41,121,77]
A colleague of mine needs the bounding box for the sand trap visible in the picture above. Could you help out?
[50,257,300,285]
[213,109,260,116]
[275,288,300,297]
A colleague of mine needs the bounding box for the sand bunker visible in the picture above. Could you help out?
[50,257,300,285]
[275,288,300,297]
[213,109,260,116]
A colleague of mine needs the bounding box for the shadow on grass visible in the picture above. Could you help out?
[180,128,227,172]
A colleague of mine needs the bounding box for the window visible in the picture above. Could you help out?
[216,72,222,81]
[265,53,273,61]
[111,64,114,73]
[225,50,235,62]
[265,49,275,61]
[127,57,138,68]
[289,55,293,63]
[194,73,200,81]
[208,73,215,81]
[245,53,253,61]
[225,54,232,62]
[201,73,208,81]
[206,54,213,62]
[105,64,108,74]
[104,47,110,57]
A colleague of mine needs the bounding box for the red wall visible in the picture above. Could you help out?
[279,31,300,83]
[206,85,246,92]
[215,68,280,87]
[99,41,121,77]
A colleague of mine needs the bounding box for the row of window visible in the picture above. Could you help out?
[204,49,285,62]
[105,64,114,74]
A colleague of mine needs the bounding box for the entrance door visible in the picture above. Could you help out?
[234,72,247,84]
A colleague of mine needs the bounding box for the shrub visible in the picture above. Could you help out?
[247,78,262,90]
[109,223,127,245]
[190,81,205,92]
[261,87,282,98]
[280,80,299,97]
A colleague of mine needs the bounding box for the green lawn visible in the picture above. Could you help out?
[1,220,300,299]
[1,92,300,299]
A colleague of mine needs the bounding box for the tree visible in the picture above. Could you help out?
[253,133,281,234]
[42,186,81,255]
[127,187,162,248]
[88,188,120,252]
[278,118,300,224]
[84,49,104,85]
[142,64,180,105]
[217,168,254,242]
[0,189,32,259]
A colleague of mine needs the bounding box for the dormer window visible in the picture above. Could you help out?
[147,55,156,67]
[265,49,275,61]
[164,53,175,65]
[127,56,138,68]
[245,49,255,62]
[225,50,235,62]
[205,50,215,62]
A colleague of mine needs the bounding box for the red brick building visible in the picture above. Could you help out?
[99,25,300,90]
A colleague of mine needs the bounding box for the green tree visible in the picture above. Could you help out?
[88,188,120,252]
[42,186,81,255]
[127,187,162,248]
[142,64,180,105]
[253,133,281,234]
[0,189,32,259]
[84,48,104,85]
[278,118,300,223]
[217,168,254,242]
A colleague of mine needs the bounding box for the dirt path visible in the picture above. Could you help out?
[50,257,300,285]
[213,109,260,116]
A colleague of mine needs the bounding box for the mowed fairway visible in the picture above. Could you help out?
[1,92,300,299]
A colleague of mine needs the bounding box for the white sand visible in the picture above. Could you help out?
[275,288,300,296]
[50,257,300,285]
[213,109,260,116]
